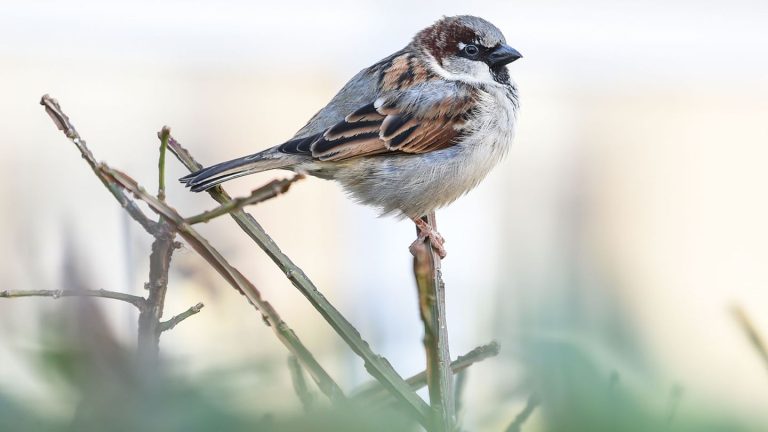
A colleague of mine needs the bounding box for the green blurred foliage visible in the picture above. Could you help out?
[2,289,765,432]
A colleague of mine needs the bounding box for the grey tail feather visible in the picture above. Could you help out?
[179,150,289,192]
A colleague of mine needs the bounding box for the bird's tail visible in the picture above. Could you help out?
[180,149,293,192]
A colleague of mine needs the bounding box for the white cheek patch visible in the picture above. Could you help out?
[426,52,504,87]
[468,61,495,83]
[437,57,495,85]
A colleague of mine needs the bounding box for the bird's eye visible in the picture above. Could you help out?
[462,44,480,57]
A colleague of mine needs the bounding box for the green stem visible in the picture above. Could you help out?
[158,126,170,201]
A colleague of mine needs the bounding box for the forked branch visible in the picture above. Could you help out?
[40,95,344,403]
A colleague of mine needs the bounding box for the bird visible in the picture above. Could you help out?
[181,15,521,258]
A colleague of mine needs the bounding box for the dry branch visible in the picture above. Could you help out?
[412,213,455,431]
[160,302,205,332]
[137,220,176,363]
[167,135,432,425]
[0,289,145,309]
[40,95,344,403]
[185,175,304,225]
[41,95,158,235]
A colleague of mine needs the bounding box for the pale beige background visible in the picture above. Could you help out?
[1,0,767,430]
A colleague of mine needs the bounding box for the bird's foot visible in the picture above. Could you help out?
[410,218,447,259]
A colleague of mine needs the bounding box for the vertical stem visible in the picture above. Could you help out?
[413,212,455,431]
[137,221,175,366]
[158,126,170,202]
[137,126,175,365]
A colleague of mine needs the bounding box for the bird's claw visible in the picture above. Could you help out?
[410,218,447,259]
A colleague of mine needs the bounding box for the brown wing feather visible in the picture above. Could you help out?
[310,52,476,161]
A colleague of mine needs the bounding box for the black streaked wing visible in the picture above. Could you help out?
[309,84,478,161]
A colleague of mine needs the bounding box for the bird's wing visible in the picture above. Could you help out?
[280,79,478,161]
[290,51,406,139]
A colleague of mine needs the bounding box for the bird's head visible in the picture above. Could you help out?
[414,15,522,85]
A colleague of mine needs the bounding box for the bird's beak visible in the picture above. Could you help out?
[488,44,522,67]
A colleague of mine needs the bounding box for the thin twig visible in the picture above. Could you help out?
[167,134,431,425]
[412,212,454,431]
[504,395,540,432]
[40,94,158,235]
[353,341,499,402]
[41,97,344,403]
[158,126,170,202]
[159,302,205,332]
[288,356,316,412]
[0,289,145,309]
[185,175,304,225]
[732,305,768,374]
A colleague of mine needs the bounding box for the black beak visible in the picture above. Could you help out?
[487,44,522,67]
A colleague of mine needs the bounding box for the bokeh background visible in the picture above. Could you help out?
[2,0,768,430]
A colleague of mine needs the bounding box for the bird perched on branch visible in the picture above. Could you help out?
[181,15,521,258]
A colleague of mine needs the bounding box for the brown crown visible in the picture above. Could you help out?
[413,17,477,65]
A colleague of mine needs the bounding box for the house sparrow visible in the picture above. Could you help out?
[181,15,521,258]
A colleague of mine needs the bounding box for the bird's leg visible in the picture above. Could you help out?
[410,217,447,259]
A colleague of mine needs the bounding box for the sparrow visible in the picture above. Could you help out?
[181,15,521,258]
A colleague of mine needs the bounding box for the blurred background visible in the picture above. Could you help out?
[1,0,768,430]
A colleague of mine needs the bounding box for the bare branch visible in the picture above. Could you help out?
[137,220,176,364]
[353,341,499,402]
[41,97,344,403]
[288,356,316,412]
[167,134,431,425]
[0,289,145,309]
[504,395,540,432]
[412,213,454,431]
[160,302,204,332]
[185,175,304,225]
[40,95,158,235]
